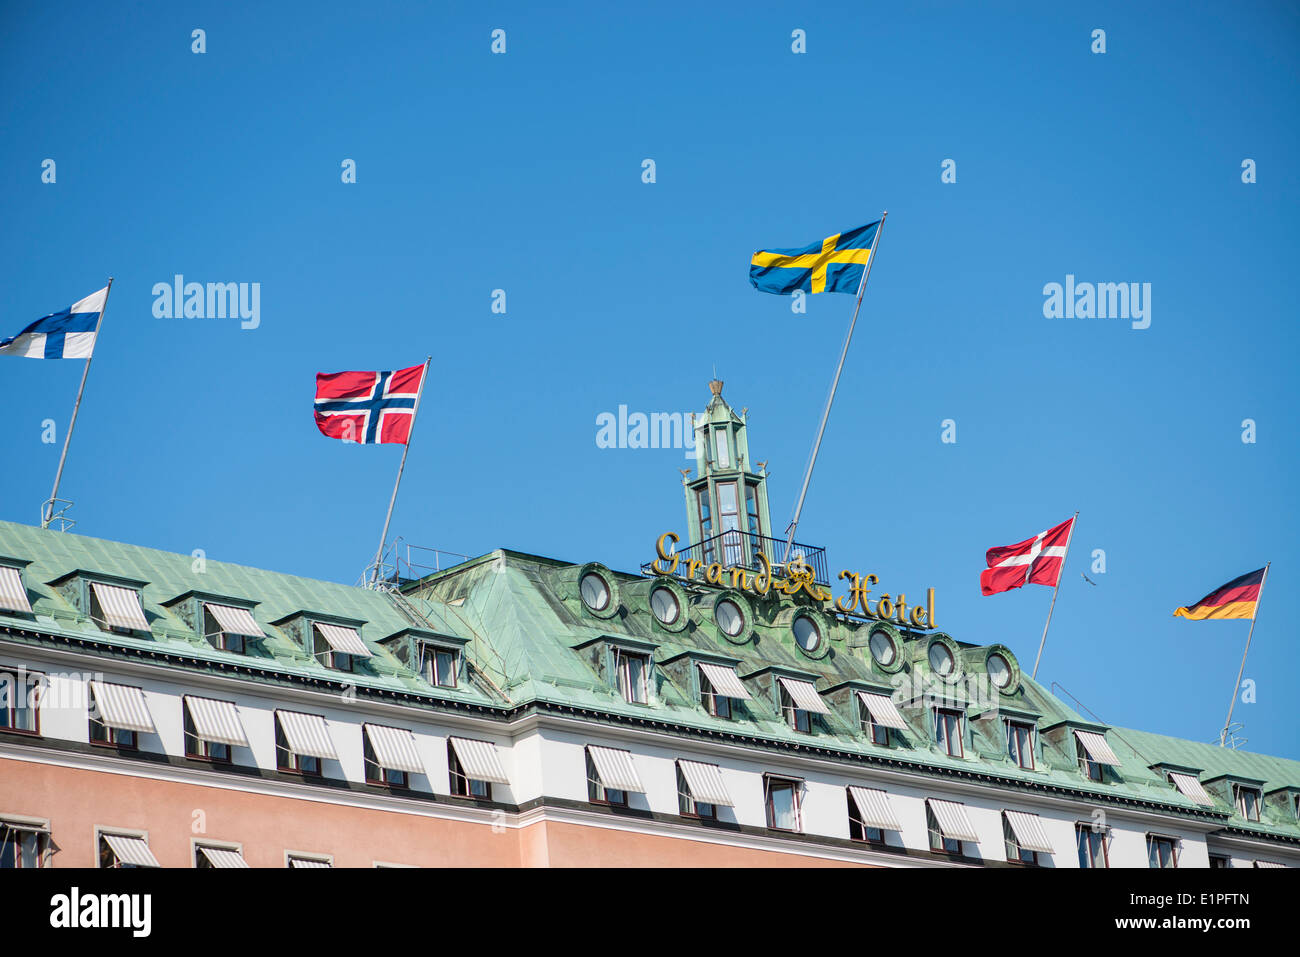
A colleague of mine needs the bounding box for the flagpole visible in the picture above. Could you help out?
[1031,511,1079,680]
[1220,561,1269,747]
[369,356,431,586]
[782,212,887,564]
[42,278,113,530]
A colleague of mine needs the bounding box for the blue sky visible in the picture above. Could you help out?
[2,2,1297,758]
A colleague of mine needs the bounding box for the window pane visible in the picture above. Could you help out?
[769,784,795,829]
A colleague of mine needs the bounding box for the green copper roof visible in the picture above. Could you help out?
[2,518,1298,841]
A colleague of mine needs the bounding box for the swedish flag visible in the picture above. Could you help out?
[749,221,881,295]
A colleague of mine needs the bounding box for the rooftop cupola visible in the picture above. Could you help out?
[682,381,773,565]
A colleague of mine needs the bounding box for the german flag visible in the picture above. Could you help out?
[1173,567,1266,621]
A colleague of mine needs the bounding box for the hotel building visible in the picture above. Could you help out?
[1,383,1297,868]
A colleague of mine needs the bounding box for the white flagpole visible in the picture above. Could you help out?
[783,213,887,564]
[42,278,113,529]
[1220,561,1269,747]
[369,356,432,586]
[1031,511,1079,680]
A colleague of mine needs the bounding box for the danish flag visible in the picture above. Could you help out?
[980,516,1075,596]
[313,364,426,445]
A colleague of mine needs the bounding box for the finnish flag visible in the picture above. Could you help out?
[0,286,107,359]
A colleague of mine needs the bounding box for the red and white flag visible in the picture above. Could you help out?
[980,517,1075,596]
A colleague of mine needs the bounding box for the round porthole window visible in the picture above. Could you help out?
[869,629,896,667]
[580,572,610,612]
[987,652,1012,689]
[715,599,745,637]
[793,615,821,653]
[650,586,680,625]
[928,641,955,676]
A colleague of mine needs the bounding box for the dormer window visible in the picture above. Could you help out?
[420,642,460,688]
[89,582,149,634]
[1073,730,1120,782]
[698,661,750,719]
[311,621,371,671]
[1005,720,1035,770]
[1235,785,1262,822]
[776,675,827,733]
[203,603,263,654]
[0,564,32,614]
[857,691,907,746]
[615,648,650,704]
[935,708,964,757]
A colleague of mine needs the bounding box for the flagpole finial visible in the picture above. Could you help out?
[708,379,724,397]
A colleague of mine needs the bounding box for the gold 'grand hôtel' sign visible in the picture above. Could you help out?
[650,532,936,629]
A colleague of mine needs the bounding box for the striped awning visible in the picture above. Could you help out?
[586,745,645,793]
[102,833,159,868]
[777,676,831,714]
[676,759,734,807]
[184,696,249,747]
[91,582,150,631]
[0,566,31,613]
[848,786,901,831]
[1167,772,1215,807]
[1004,810,1054,853]
[198,845,249,868]
[205,602,264,637]
[290,857,331,868]
[927,798,980,842]
[1074,730,1120,766]
[276,710,338,760]
[448,736,510,785]
[1255,860,1286,868]
[364,724,425,774]
[857,691,909,730]
[313,622,371,658]
[698,662,751,700]
[89,680,156,733]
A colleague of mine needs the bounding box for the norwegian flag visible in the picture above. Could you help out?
[980,516,1075,596]
[314,364,426,445]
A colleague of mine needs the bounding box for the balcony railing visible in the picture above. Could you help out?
[642,530,830,587]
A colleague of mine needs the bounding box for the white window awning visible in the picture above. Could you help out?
[184,696,249,748]
[89,680,156,734]
[677,759,734,807]
[857,691,909,730]
[1255,860,1286,868]
[1004,810,1055,854]
[205,602,264,638]
[198,845,249,868]
[927,798,980,843]
[777,676,831,714]
[448,736,510,785]
[313,621,371,658]
[1074,730,1120,766]
[1167,771,1215,807]
[102,833,159,868]
[364,724,425,774]
[276,710,338,760]
[91,582,149,631]
[698,662,751,700]
[0,566,32,614]
[290,857,331,868]
[848,786,902,831]
[587,745,645,793]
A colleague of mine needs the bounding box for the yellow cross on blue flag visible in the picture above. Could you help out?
[749,221,881,295]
